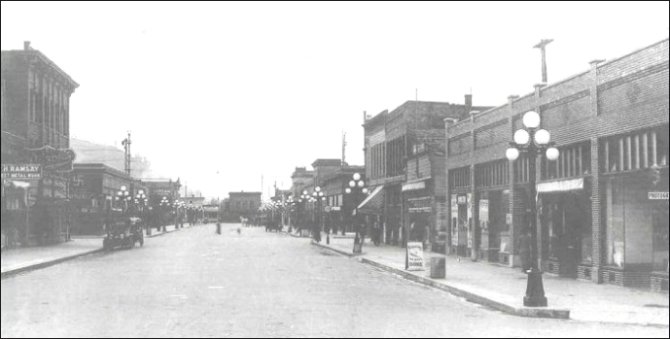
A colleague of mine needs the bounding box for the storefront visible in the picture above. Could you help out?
[403,179,434,251]
[477,190,509,263]
[602,174,668,288]
[383,185,402,246]
[598,126,669,289]
[1,181,30,249]
[449,193,471,257]
[538,178,592,278]
[474,160,510,263]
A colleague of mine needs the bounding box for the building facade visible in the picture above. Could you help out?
[1,41,79,246]
[71,163,147,235]
[363,97,492,247]
[320,165,365,234]
[445,39,669,291]
[224,192,262,222]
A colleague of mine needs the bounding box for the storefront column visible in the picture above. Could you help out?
[444,118,458,255]
[589,60,604,284]
[505,95,520,267]
[590,137,603,283]
[470,164,478,261]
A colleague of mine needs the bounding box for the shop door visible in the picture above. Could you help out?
[488,191,503,262]
[545,193,585,278]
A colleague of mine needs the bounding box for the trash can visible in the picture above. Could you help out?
[430,257,446,279]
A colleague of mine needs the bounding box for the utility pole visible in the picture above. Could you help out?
[122,132,132,176]
[342,131,347,167]
[534,39,553,83]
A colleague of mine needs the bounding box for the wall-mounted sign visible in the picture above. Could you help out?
[649,192,669,200]
[1,164,42,180]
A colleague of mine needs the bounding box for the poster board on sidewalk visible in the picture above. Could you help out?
[406,242,425,271]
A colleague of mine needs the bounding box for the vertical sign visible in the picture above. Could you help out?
[451,194,459,247]
[406,242,425,271]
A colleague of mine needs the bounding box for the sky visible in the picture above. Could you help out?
[2,1,668,200]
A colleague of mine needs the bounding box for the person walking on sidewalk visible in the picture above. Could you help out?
[516,228,532,273]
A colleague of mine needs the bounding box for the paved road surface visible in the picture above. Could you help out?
[2,224,668,338]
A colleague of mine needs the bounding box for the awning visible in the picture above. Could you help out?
[356,185,384,214]
[537,178,584,193]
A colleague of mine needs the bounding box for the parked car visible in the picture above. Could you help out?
[103,217,144,251]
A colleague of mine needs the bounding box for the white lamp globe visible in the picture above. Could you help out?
[506,148,520,161]
[546,147,560,161]
[349,180,356,188]
[353,173,361,181]
[315,186,321,192]
[522,111,541,129]
[358,181,365,188]
[514,129,530,146]
[345,188,352,194]
[534,129,551,145]
[362,188,369,194]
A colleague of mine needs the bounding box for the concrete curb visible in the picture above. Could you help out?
[1,248,104,279]
[311,241,357,257]
[359,257,570,320]
[312,242,570,320]
[147,229,178,238]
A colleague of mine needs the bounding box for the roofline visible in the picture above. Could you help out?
[2,49,79,89]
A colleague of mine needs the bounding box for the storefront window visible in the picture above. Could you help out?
[652,202,669,272]
[605,180,626,268]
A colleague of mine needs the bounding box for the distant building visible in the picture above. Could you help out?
[362,96,492,249]
[222,192,262,222]
[1,41,79,246]
[320,165,365,234]
[70,163,147,235]
[143,179,181,206]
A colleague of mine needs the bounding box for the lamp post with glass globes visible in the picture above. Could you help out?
[311,187,325,243]
[116,186,131,215]
[135,190,150,235]
[160,197,171,232]
[505,110,559,308]
[299,190,310,235]
[345,173,368,253]
[287,196,295,232]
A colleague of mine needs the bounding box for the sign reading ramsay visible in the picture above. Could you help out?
[406,242,425,271]
[1,164,42,180]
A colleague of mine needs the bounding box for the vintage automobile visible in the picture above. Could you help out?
[103,216,144,251]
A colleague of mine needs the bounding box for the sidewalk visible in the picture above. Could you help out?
[0,223,203,278]
[315,236,669,327]
[1,237,103,278]
[147,224,180,238]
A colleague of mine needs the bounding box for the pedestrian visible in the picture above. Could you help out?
[516,228,532,273]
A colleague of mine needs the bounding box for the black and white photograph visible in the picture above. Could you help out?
[1,1,669,338]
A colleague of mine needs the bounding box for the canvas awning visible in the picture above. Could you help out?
[537,178,584,193]
[356,185,384,215]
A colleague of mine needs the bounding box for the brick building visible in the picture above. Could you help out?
[319,165,365,234]
[445,39,669,291]
[70,163,147,235]
[1,41,79,246]
[363,97,492,248]
[223,191,262,222]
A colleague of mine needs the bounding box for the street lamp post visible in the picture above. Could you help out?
[299,190,310,235]
[160,197,170,232]
[346,173,368,254]
[312,187,325,243]
[505,110,559,308]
